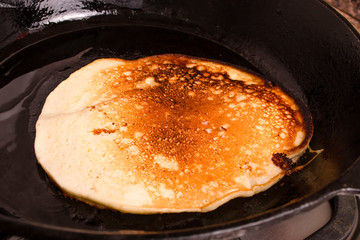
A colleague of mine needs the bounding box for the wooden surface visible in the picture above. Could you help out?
[325,0,360,32]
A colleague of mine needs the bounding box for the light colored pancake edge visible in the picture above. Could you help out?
[38,163,286,214]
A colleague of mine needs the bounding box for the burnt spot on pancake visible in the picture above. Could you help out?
[272,153,294,175]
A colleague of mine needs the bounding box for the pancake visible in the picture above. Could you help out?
[35,54,313,214]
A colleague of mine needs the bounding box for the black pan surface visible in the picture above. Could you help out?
[0,0,360,239]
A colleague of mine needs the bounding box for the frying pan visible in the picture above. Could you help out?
[0,0,360,239]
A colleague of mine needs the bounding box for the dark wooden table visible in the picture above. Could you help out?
[325,0,360,32]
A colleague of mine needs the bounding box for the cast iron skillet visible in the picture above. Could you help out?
[0,0,360,239]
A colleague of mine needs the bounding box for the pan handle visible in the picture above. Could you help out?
[332,156,360,195]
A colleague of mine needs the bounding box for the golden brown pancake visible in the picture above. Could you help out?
[35,54,312,213]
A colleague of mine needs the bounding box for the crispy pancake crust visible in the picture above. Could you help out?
[35,54,313,213]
